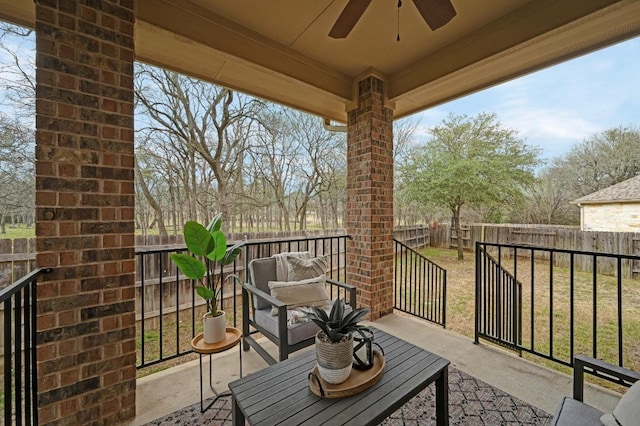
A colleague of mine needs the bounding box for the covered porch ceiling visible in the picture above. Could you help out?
[2,0,640,123]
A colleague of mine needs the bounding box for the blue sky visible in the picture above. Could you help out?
[412,36,640,163]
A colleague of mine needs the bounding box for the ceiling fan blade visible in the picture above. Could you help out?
[413,0,456,31]
[329,0,372,39]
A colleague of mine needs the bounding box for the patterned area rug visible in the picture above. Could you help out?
[145,367,552,425]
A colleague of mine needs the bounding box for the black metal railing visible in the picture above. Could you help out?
[1,268,48,426]
[135,234,350,369]
[475,244,522,350]
[393,239,446,327]
[475,241,640,370]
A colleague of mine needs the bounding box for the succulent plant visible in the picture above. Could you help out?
[304,298,370,343]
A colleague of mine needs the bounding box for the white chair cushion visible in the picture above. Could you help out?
[268,275,330,315]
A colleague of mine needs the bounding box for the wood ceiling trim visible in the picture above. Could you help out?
[390,0,640,119]
[136,0,353,102]
[135,21,350,123]
[388,0,625,100]
[0,0,34,29]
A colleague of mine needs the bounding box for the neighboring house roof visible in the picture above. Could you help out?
[572,175,640,205]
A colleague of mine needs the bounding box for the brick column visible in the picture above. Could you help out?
[35,1,136,424]
[346,75,394,320]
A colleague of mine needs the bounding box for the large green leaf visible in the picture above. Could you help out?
[207,213,223,233]
[183,221,213,256]
[170,253,206,279]
[222,241,244,265]
[195,285,215,301]
[207,230,227,261]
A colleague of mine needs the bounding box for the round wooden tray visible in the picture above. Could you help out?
[190,328,241,354]
[309,350,385,398]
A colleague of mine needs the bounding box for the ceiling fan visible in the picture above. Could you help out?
[329,0,456,39]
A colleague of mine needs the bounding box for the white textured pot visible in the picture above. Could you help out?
[203,311,226,344]
[315,331,353,384]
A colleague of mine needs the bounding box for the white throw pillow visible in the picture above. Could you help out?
[272,251,310,282]
[268,275,330,315]
[287,255,329,281]
[600,380,640,426]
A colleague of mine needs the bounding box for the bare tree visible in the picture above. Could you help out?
[516,166,578,225]
[246,108,298,231]
[135,64,263,229]
[0,115,34,233]
[316,146,346,229]
[553,126,640,197]
[135,149,169,237]
[286,110,344,230]
[0,24,35,120]
[393,118,421,227]
[0,24,35,233]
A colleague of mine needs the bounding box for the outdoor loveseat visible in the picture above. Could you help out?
[241,252,356,365]
[551,354,640,426]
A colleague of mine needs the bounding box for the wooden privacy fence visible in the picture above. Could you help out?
[0,238,36,289]
[3,224,638,283]
[0,226,431,288]
[431,223,640,279]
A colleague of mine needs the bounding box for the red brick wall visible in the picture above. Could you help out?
[35,0,136,423]
[346,76,394,320]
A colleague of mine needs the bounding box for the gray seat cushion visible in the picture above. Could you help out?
[254,302,353,346]
[255,308,320,345]
[551,397,605,426]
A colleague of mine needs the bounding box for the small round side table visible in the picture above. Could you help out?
[190,327,242,413]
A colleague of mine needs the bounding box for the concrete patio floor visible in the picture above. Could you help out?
[130,313,622,425]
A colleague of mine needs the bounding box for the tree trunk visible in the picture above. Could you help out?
[135,161,168,237]
[297,203,307,231]
[453,205,464,260]
[169,184,177,236]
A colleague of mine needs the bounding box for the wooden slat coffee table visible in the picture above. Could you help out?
[229,327,450,425]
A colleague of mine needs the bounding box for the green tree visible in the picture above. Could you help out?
[401,113,540,259]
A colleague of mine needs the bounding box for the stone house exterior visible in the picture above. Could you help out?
[572,175,640,232]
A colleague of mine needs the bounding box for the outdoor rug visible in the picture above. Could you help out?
[145,367,552,425]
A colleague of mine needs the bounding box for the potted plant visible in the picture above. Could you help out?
[170,213,244,344]
[304,298,370,384]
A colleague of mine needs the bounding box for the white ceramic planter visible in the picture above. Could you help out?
[315,331,353,384]
[203,311,226,344]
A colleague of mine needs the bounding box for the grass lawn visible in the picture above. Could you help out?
[0,225,35,239]
[416,247,640,381]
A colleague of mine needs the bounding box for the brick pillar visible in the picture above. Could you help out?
[346,75,394,320]
[35,1,136,424]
